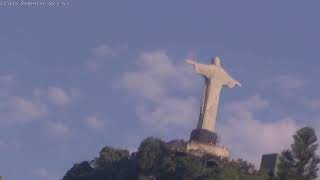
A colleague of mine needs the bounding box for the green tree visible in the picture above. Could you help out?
[278,127,320,180]
[93,146,130,168]
[136,137,171,173]
[62,137,274,180]
[62,161,93,180]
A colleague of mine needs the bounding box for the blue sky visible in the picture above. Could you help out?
[1,1,320,179]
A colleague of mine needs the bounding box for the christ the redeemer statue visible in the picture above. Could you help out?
[186,57,241,132]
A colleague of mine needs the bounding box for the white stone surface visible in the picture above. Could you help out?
[187,141,230,158]
[186,57,241,132]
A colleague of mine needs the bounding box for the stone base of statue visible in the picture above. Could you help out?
[187,129,230,158]
[189,129,218,144]
[187,141,230,157]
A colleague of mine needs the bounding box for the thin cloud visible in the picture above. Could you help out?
[0,74,15,84]
[0,83,77,125]
[305,99,320,110]
[47,121,70,138]
[47,87,73,107]
[32,168,58,180]
[1,86,78,124]
[85,115,105,130]
[276,75,304,89]
[0,96,48,124]
[136,96,197,132]
[0,74,16,98]
[117,50,198,132]
[34,87,78,107]
[263,74,304,90]
[92,44,127,57]
[86,44,127,71]
[85,60,98,71]
[218,96,298,168]
[0,139,20,151]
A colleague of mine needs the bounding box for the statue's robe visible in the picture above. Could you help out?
[194,63,239,132]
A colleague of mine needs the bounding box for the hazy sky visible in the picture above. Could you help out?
[1,1,320,180]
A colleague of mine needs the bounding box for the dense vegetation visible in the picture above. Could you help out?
[278,127,320,180]
[62,127,319,180]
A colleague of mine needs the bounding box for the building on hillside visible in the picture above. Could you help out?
[260,153,280,177]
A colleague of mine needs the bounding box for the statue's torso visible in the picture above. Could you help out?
[195,63,236,132]
[199,78,223,131]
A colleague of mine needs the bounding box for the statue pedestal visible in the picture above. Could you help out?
[187,128,230,158]
[189,129,218,144]
[187,141,230,158]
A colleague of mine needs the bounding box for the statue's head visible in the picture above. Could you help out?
[212,57,221,67]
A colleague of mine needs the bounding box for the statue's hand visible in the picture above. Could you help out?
[186,59,196,65]
[227,80,242,88]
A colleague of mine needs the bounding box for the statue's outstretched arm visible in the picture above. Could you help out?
[186,59,197,65]
[185,59,214,78]
[226,78,241,88]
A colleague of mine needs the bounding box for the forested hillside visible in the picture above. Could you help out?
[62,127,319,180]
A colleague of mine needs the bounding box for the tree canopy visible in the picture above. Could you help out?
[62,137,272,180]
[277,127,320,180]
[62,127,319,180]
